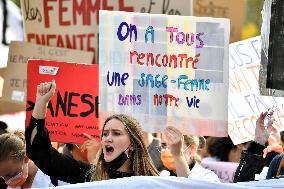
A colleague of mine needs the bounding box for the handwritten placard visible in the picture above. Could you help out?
[20,0,192,64]
[99,11,229,136]
[192,0,245,43]
[1,41,93,112]
[26,59,99,144]
[228,36,284,144]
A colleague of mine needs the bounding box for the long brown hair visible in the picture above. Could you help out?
[91,114,159,180]
[0,131,25,162]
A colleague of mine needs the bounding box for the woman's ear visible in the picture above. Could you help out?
[130,144,134,151]
[191,143,198,155]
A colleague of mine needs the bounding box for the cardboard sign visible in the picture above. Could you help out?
[228,36,284,144]
[99,11,229,136]
[0,41,93,116]
[26,59,99,144]
[201,161,238,183]
[20,0,192,64]
[192,0,245,43]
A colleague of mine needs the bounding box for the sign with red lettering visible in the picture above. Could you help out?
[20,0,192,64]
[100,11,229,136]
[26,59,99,144]
[0,41,93,115]
[228,36,284,144]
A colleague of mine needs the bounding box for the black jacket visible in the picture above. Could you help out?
[233,142,278,182]
[25,116,92,184]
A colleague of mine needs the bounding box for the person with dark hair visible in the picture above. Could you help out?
[0,121,8,189]
[266,153,284,179]
[25,80,159,184]
[0,121,8,135]
[202,136,246,163]
[143,132,165,172]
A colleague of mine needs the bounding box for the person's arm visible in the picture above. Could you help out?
[233,144,264,182]
[25,81,92,184]
[165,126,190,177]
[233,112,275,182]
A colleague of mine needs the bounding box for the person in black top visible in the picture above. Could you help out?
[25,80,159,184]
[233,111,280,182]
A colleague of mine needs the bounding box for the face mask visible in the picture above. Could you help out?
[161,145,192,172]
[161,149,176,172]
[104,146,130,171]
[5,162,28,188]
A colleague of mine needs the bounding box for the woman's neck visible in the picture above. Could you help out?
[117,158,131,173]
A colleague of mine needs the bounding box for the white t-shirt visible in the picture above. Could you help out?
[188,162,220,183]
[160,162,220,183]
[8,169,69,189]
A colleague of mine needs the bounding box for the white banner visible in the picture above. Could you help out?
[32,176,283,189]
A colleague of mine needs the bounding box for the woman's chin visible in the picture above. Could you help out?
[104,155,115,162]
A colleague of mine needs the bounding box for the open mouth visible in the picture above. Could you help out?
[105,146,114,156]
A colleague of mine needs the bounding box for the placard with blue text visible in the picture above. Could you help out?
[99,10,229,136]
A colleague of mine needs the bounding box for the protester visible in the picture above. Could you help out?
[0,121,8,189]
[25,80,159,184]
[201,136,247,163]
[61,143,89,164]
[266,153,284,179]
[163,126,220,182]
[143,132,165,171]
[233,111,280,182]
[0,131,66,188]
[0,121,8,135]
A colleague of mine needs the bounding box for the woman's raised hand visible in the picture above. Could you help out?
[32,80,56,119]
[164,126,184,157]
[35,80,56,105]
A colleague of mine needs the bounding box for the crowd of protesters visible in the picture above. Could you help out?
[0,80,284,189]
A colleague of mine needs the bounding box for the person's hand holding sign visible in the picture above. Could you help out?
[254,111,278,146]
